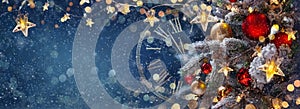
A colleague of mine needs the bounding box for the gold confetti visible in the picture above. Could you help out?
[60,13,70,22]
[281,101,289,108]
[136,1,143,7]
[106,6,116,14]
[80,0,90,5]
[171,103,180,109]
[170,0,177,4]
[7,6,12,12]
[69,2,73,7]
[43,2,49,11]
[170,83,176,90]
[106,0,112,5]
[158,11,165,17]
[296,97,300,105]
[85,6,92,13]
[86,18,94,27]
[54,24,59,28]
[287,84,294,92]
[294,80,300,87]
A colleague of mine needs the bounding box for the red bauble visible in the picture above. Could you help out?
[229,0,237,2]
[237,68,252,87]
[271,32,292,48]
[201,63,212,75]
[242,12,270,40]
[184,74,194,85]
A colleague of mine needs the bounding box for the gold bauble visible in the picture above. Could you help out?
[191,80,206,96]
[245,104,256,109]
[188,100,198,109]
[206,22,233,41]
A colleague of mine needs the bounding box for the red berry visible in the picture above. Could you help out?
[229,0,237,2]
[242,12,270,40]
[201,63,212,74]
[237,68,252,87]
[271,32,292,48]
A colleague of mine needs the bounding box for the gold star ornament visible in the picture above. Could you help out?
[259,58,285,83]
[190,4,218,32]
[43,2,49,11]
[12,15,36,37]
[144,9,159,27]
[252,46,262,57]
[286,30,297,41]
[218,64,233,77]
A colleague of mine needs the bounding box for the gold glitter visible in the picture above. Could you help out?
[294,80,300,87]
[287,84,294,92]
[281,101,289,108]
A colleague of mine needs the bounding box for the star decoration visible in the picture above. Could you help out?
[116,3,131,15]
[80,0,90,6]
[218,64,233,77]
[190,4,218,32]
[270,0,279,5]
[60,13,70,22]
[144,9,159,27]
[286,30,297,41]
[106,6,116,14]
[86,18,94,27]
[252,46,262,57]
[2,0,9,4]
[258,58,285,83]
[43,2,49,11]
[12,15,36,37]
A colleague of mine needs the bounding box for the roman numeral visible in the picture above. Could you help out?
[169,17,182,34]
[154,26,169,39]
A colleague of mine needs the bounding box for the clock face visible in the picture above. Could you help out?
[92,4,204,109]
[135,16,201,100]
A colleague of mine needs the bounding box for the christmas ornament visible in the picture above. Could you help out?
[206,22,233,41]
[258,58,285,83]
[43,2,49,11]
[252,46,262,57]
[217,85,232,100]
[229,0,237,3]
[190,4,218,32]
[272,98,282,109]
[218,64,233,77]
[12,14,36,37]
[237,68,252,87]
[188,100,198,109]
[191,80,206,96]
[271,32,292,48]
[201,62,212,75]
[242,12,270,40]
[184,74,194,85]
